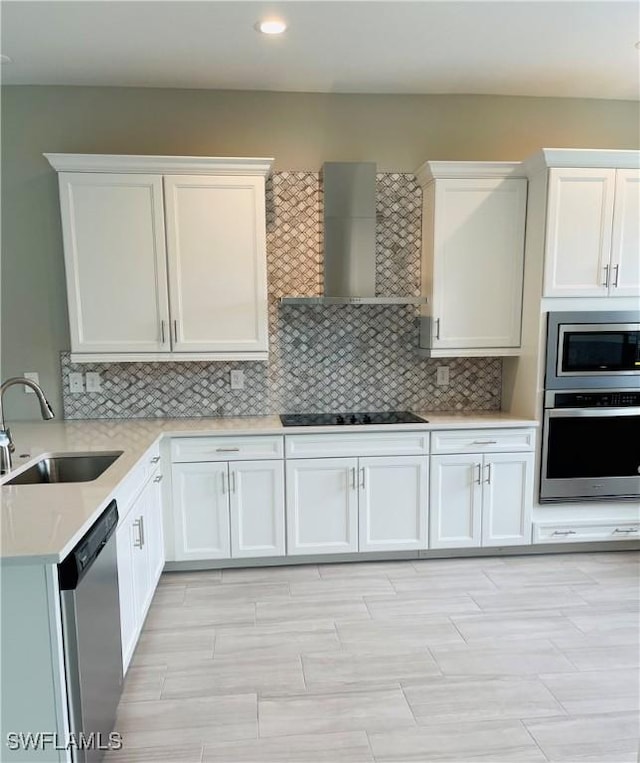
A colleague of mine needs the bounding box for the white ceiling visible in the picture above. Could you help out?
[1,1,639,100]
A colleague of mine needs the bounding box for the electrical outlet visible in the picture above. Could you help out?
[23,372,40,393]
[85,371,102,392]
[436,366,450,386]
[230,370,245,390]
[69,372,84,394]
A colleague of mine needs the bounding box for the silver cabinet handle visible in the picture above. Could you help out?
[153,474,163,483]
[351,467,356,490]
[360,467,366,489]
[150,456,161,464]
[221,471,227,494]
[160,320,165,344]
[552,530,576,537]
[173,319,178,342]
[434,317,440,341]
[612,264,620,288]
[216,447,240,452]
[133,518,143,548]
[474,463,482,484]
[485,463,492,484]
[139,516,145,548]
[614,527,637,534]
[472,440,497,445]
[603,264,610,287]
[231,470,236,493]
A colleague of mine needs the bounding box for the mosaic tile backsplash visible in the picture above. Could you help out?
[61,172,502,419]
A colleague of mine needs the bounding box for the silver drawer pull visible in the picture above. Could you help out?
[216,447,240,452]
[150,456,160,463]
[552,530,576,537]
[613,527,637,534]
[153,474,163,483]
[472,440,497,445]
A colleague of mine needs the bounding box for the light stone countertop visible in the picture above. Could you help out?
[0,412,538,564]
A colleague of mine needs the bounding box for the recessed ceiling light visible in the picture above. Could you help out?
[0,54,13,64]
[256,19,287,35]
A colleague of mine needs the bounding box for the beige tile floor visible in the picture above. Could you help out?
[107,550,640,762]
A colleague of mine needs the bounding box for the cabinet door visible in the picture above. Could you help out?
[163,175,269,354]
[431,178,526,350]
[286,458,358,555]
[481,452,534,547]
[229,461,285,558]
[145,471,166,587]
[171,462,231,560]
[130,503,150,631]
[610,169,640,296]
[58,172,170,354]
[543,168,616,297]
[359,456,428,552]
[115,519,138,672]
[429,454,482,549]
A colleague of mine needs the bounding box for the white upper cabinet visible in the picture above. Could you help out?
[610,169,640,296]
[416,163,527,357]
[164,175,268,354]
[543,168,616,297]
[46,154,273,361]
[543,166,640,298]
[58,172,171,354]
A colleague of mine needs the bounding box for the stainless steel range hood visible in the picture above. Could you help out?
[280,162,427,306]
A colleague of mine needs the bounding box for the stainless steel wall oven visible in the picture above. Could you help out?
[541,311,640,503]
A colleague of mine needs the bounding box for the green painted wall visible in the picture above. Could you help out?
[2,85,638,419]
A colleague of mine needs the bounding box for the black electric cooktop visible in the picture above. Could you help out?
[279,411,428,427]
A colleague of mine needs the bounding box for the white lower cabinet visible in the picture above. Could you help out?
[286,455,428,555]
[172,462,231,560]
[116,464,165,672]
[429,454,483,549]
[359,456,428,552]
[171,459,285,561]
[286,458,359,555]
[230,461,286,558]
[430,451,533,549]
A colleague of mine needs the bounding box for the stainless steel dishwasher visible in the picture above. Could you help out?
[58,500,123,762]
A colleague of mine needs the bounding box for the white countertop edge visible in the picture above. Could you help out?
[1,412,539,565]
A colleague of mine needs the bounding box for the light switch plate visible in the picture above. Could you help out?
[436,366,450,386]
[85,371,102,392]
[230,370,245,390]
[23,372,40,393]
[69,372,84,394]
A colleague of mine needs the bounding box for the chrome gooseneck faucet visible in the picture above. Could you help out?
[0,377,55,476]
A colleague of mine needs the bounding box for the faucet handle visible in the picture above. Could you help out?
[0,429,12,475]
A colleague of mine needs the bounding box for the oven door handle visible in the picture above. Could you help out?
[546,407,640,418]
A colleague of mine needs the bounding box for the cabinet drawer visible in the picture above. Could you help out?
[534,521,639,544]
[115,463,147,520]
[142,442,162,479]
[431,428,535,455]
[285,432,429,459]
[171,435,284,463]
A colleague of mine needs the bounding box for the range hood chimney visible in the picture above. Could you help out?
[280,162,427,305]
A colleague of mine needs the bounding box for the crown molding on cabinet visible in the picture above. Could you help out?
[43,153,275,177]
[522,148,640,177]
[415,161,525,188]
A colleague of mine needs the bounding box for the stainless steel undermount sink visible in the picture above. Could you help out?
[4,452,123,486]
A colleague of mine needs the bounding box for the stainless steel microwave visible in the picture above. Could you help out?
[545,310,640,390]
